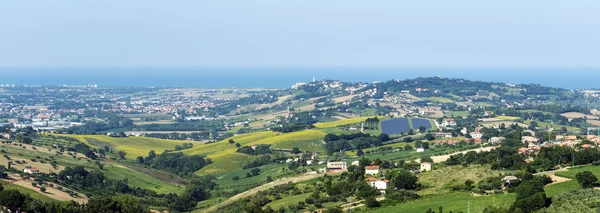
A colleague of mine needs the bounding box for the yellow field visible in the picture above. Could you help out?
[313,116,380,128]
[496,116,520,121]
[254,130,326,153]
[56,134,189,160]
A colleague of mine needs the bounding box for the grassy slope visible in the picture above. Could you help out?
[56,134,188,160]
[181,132,279,175]
[102,164,184,194]
[418,165,500,196]
[371,192,515,213]
[423,96,455,103]
[1,180,57,203]
[185,130,326,175]
[496,116,520,121]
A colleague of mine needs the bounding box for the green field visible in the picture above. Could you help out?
[254,130,326,153]
[313,116,379,129]
[102,164,185,194]
[57,134,189,160]
[523,120,579,131]
[370,192,514,213]
[418,165,500,196]
[423,96,455,103]
[444,111,470,117]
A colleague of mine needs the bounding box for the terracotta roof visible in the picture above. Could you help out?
[365,166,380,170]
[365,177,378,182]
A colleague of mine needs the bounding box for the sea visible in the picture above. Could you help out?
[0,67,598,89]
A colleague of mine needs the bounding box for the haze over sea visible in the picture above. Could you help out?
[0,67,598,89]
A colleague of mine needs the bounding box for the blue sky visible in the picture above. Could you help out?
[0,0,598,67]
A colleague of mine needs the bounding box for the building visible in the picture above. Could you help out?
[461,127,468,135]
[521,136,539,144]
[442,118,457,128]
[489,137,505,144]
[365,177,389,193]
[326,162,347,172]
[365,165,380,175]
[24,168,40,174]
[416,147,425,153]
[351,161,360,166]
[420,162,432,172]
[470,132,483,139]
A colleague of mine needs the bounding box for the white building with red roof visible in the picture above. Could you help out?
[365,177,389,193]
[365,165,380,175]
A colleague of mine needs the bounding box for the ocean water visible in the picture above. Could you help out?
[0,67,598,89]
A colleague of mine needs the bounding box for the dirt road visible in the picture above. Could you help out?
[202,173,323,213]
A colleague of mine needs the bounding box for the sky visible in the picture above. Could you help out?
[0,0,599,67]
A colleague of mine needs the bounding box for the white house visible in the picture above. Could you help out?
[326,162,347,172]
[461,128,468,135]
[416,147,425,153]
[351,161,360,166]
[365,165,380,175]
[24,168,40,174]
[365,177,389,193]
[470,132,483,139]
[420,162,432,172]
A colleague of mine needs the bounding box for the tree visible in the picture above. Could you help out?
[251,168,261,176]
[117,150,127,160]
[576,171,597,188]
[425,133,435,141]
[422,142,430,149]
[421,156,433,163]
[391,169,418,190]
[407,129,415,135]
[229,139,235,144]
[236,143,241,147]
[365,196,380,208]
[40,187,46,192]
[512,180,547,213]
[404,145,413,151]
[147,150,157,160]
[357,149,364,157]
[418,126,427,133]
[292,147,300,154]
[136,156,144,164]
[232,176,240,181]
[0,190,27,211]
[266,176,273,182]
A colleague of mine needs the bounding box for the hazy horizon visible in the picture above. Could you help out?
[1,67,599,89]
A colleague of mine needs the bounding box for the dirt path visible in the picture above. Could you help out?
[4,174,88,203]
[202,174,323,213]
[535,168,572,185]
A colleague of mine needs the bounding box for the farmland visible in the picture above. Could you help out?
[313,116,374,129]
[57,134,189,160]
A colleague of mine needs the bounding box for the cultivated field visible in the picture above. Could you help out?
[313,116,373,129]
[58,135,189,160]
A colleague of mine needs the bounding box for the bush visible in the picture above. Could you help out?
[232,176,240,181]
[576,171,598,188]
[40,187,46,192]
[31,182,37,187]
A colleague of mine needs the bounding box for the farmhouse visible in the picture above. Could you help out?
[521,136,539,144]
[489,137,505,144]
[470,131,483,139]
[365,165,380,175]
[326,161,347,172]
[416,147,425,153]
[441,118,457,127]
[24,168,40,174]
[365,177,389,193]
[420,162,432,172]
